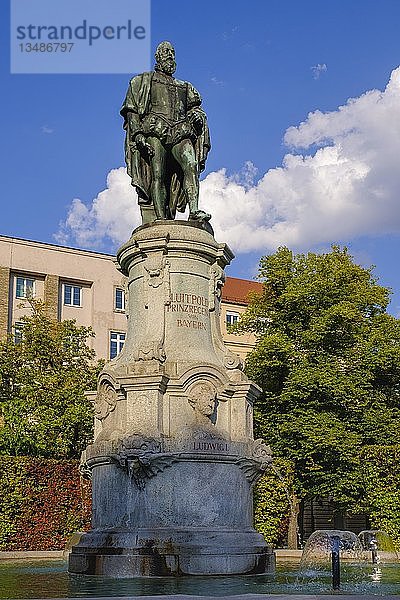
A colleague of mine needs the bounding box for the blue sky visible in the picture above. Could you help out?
[2,1,400,311]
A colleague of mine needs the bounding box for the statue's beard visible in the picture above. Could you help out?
[156,58,176,75]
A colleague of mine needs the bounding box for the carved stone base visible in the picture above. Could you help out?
[69,527,275,576]
[70,222,275,578]
[69,452,274,576]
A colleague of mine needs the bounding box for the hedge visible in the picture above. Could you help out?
[3,449,398,552]
[254,457,294,547]
[0,455,294,551]
[254,446,400,549]
[360,445,400,550]
[0,457,91,551]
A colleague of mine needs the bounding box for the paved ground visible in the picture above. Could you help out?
[0,550,64,560]
[0,550,303,562]
[25,596,400,600]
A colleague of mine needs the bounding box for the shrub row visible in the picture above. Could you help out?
[254,446,400,549]
[0,454,292,552]
[360,444,400,549]
[0,457,91,551]
[254,457,294,547]
[1,448,399,551]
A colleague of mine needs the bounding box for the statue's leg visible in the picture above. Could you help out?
[171,140,199,216]
[148,136,167,219]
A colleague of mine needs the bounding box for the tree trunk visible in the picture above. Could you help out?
[287,494,300,549]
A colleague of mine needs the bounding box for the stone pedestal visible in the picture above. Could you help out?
[69,221,274,577]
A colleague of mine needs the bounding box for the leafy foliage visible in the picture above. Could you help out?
[360,445,400,549]
[0,301,101,459]
[239,247,400,514]
[0,456,91,551]
[254,457,294,546]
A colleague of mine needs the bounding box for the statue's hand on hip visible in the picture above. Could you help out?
[189,111,203,132]
[135,134,155,159]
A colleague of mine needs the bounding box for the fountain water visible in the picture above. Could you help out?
[298,529,365,591]
[358,529,400,586]
[296,528,400,594]
[2,536,400,598]
[358,529,400,564]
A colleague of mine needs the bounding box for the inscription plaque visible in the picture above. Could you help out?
[167,291,209,331]
[192,440,229,452]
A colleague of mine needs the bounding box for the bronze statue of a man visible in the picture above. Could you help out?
[121,41,211,224]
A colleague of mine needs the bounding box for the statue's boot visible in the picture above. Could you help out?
[189,210,212,222]
[185,186,211,223]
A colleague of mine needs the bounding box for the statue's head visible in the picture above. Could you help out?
[188,382,217,418]
[155,41,176,75]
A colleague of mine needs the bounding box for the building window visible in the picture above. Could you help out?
[14,322,25,344]
[64,284,82,307]
[115,288,125,311]
[16,276,35,299]
[110,331,125,359]
[226,311,240,327]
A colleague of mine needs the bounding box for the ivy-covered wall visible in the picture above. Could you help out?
[361,445,400,549]
[254,447,400,549]
[1,454,294,552]
[0,457,91,551]
[254,457,294,547]
[1,449,399,552]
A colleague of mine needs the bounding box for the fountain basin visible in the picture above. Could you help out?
[2,557,400,598]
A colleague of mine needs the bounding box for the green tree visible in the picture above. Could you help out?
[0,300,101,458]
[239,246,400,514]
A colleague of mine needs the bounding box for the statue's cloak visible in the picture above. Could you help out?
[120,72,210,215]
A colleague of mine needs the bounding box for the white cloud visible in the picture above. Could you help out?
[221,26,238,41]
[57,67,400,254]
[311,63,327,79]
[41,125,54,134]
[55,168,140,249]
[211,76,225,86]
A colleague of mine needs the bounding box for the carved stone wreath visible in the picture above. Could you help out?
[94,382,118,421]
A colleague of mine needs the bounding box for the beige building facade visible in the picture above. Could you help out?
[0,235,261,361]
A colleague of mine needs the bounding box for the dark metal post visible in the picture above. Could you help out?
[331,535,341,591]
[370,537,378,564]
